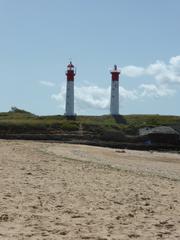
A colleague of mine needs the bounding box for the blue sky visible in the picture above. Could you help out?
[0,0,179,115]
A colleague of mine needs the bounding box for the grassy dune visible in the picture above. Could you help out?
[0,108,180,135]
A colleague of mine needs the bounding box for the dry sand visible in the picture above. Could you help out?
[0,140,180,240]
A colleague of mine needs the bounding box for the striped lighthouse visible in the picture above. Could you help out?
[110,65,120,115]
[65,62,75,116]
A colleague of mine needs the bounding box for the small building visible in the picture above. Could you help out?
[139,126,180,145]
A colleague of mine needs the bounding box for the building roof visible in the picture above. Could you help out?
[139,126,180,136]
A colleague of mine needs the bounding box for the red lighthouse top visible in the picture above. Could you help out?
[111,65,120,81]
[66,61,76,81]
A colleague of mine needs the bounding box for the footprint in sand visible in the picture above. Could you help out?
[0,214,9,222]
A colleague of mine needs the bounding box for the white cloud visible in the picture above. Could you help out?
[169,56,180,66]
[119,86,138,100]
[121,66,144,77]
[146,61,167,76]
[75,86,110,110]
[52,85,66,107]
[122,55,180,84]
[40,81,55,87]
[139,84,175,98]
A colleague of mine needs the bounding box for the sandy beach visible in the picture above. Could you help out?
[0,140,180,240]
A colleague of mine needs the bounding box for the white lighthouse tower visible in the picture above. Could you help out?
[110,65,120,115]
[65,62,76,116]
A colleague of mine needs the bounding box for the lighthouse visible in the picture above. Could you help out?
[110,65,120,115]
[65,62,76,116]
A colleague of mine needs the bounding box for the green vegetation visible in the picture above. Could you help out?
[77,114,180,135]
[0,107,180,135]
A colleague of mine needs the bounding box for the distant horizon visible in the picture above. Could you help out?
[4,106,180,117]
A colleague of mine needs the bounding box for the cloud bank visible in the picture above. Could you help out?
[52,84,173,111]
[139,84,175,98]
[121,55,180,84]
